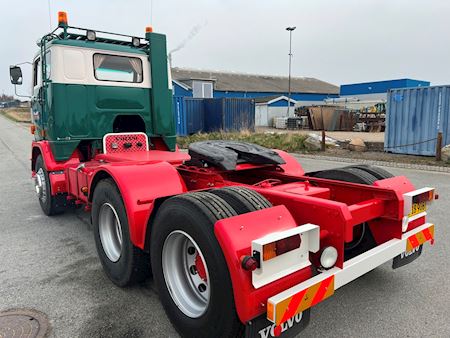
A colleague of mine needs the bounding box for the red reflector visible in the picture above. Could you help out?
[241,256,258,271]
[263,234,301,261]
[408,216,426,231]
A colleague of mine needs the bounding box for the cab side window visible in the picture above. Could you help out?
[45,51,51,80]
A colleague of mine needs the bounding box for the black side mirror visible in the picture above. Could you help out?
[9,66,23,85]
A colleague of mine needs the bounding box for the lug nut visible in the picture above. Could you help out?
[189,265,198,275]
[198,284,206,292]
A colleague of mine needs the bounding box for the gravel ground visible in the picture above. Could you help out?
[1,114,449,338]
[256,127,385,143]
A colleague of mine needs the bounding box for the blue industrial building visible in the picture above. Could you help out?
[340,79,430,101]
[171,67,339,107]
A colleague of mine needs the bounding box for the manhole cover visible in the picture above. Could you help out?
[0,309,49,338]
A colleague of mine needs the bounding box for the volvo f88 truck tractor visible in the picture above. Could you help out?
[9,12,437,338]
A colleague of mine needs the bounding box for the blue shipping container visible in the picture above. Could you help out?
[173,96,205,136]
[385,86,450,156]
[204,98,255,132]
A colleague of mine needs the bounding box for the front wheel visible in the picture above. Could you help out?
[34,155,66,216]
[151,192,243,338]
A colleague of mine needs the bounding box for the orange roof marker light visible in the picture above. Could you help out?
[145,26,153,33]
[58,11,68,27]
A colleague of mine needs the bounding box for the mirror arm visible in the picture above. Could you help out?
[14,85,32,99]
[15,61,32,66]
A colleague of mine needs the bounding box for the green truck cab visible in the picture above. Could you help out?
[10,13,176,161]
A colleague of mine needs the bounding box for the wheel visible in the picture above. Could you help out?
[150,192,243,338]
[209,186,272,214]
[310,167,378,259]
[34,155,66,215]
[311,167,378,185]
[345,164,394,180]
[92,179,149,287]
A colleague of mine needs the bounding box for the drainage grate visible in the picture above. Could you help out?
[0,309,49,338]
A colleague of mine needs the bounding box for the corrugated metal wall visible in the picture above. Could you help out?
[173,97,255,135]
[341,79,430,96]
[204,98,255,132]
[385,86,450,156]
[173,96,204,136]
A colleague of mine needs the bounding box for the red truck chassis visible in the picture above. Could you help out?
[31,135,435,337]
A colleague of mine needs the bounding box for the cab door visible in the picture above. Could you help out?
[31,51,51,139]
[31,56,44,135]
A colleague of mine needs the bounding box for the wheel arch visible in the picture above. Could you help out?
[143,195,171,252]
[88,170,114,202]
[31,145,42,172]
[31,140,81,172]
[89,162,188,250]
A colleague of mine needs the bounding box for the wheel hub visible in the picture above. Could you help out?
[195,254,207,281]
[162,230,210,318]
[35,168,47,202]
[98,203,123,262]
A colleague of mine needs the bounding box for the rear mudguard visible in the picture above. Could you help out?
[214,205,313,324]
[273,150,304,176]
[89,161,188,249]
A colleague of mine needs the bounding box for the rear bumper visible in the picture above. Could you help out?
[267,222,435,327]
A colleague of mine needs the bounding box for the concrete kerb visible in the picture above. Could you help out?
[295,154,450,174]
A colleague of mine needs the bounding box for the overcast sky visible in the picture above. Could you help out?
[2,0,450,97]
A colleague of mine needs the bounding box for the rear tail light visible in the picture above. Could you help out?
[263,234,301,261]
[412,189,435,204]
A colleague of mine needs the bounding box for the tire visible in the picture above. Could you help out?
[310,167,378,259]
[92,179,149,287]
[150,192,243,338]
[209,186,272,214]
[345,164,394,180]
[34,155,66,216]
[312,167,378,185]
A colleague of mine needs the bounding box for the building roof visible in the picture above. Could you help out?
[254,95,297,105]
[171,67,339,95]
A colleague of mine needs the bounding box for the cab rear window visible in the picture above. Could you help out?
[93,54,143,83]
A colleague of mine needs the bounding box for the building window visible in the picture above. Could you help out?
[202,82,213,98]
[93,54,143,83]
[192,80,213,98]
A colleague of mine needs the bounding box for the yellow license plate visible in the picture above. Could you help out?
[408,202,427,217]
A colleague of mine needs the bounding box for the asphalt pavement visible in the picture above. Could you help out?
[1,114,449,338]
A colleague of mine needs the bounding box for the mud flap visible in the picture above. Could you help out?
[392,245,423,269]
[245,310,310,338]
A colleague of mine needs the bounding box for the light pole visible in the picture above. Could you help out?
[286,26,296,117]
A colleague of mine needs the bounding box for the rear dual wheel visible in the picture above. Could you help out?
[309,165,394,260]
[151,188,272,338]
[92,179,149,286]
[310,164,393,184]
